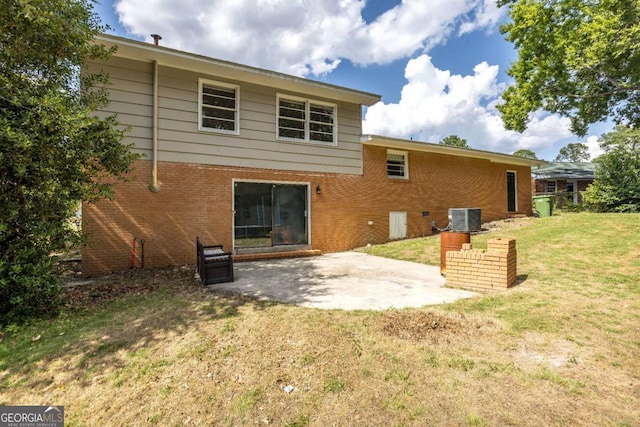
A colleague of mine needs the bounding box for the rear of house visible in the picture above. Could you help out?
[82,35,539,276]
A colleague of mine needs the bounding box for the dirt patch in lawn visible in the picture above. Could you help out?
[480,215,537,233]
[377,310,496,342]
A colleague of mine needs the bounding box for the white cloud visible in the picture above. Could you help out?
[113,0,594,157]
[363,54,577,155]
[115,0,501,76]
[459,0,505,35]
[585,135,604,160]
[346,0,471,65]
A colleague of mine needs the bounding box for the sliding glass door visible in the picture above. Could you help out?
[234,182,308,248]
[271,184,307,246]
[234,183,272,248]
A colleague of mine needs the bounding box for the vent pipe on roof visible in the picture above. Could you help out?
[151,34,162,46]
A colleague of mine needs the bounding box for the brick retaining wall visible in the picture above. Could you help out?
[445,238,517,291]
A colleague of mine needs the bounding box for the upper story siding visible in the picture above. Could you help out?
[86,47,374,175]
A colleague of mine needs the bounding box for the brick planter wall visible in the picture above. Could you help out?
[445,238,517,291]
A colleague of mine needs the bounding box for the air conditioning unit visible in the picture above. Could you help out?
[448,208,482,232]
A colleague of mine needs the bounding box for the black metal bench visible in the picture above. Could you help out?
[196,237,234,284]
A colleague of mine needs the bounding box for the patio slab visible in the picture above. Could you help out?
[207,251,478,310]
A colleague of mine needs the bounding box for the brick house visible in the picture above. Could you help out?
[532,162,596,207]
[82,34,542,276]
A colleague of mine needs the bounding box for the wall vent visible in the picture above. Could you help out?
[448,208,482,232]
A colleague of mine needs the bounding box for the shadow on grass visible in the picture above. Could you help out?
[1,253,458,393]
[197,290,279,320]
[0,266,276,392]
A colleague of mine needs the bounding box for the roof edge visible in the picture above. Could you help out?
[94,34,381,106]
[362,134,545,167]
[531,161,596,179]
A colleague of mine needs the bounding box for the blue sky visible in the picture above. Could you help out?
[93,0,609,160]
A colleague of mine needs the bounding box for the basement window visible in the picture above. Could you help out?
[198,79,239,134]
[387,150,408,179]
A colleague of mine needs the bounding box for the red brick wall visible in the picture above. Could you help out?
[82,146,533,276]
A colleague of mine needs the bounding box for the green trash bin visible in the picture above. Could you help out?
[533,195,553,217]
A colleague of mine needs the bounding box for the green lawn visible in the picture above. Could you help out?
[1,212,639,426]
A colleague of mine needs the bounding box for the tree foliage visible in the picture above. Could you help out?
[497,0,640,136]
[512,149,538,159]
[439,135,469,148]
[554,143,590,162]
[583,126,640,212]
[0,0,140,324]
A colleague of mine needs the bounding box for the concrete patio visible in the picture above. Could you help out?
[207,251,478,310]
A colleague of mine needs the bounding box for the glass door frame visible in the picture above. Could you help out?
[231,179,311,251]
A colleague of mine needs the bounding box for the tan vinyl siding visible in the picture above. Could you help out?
[85,57,153,155]
[159,65,364,174]
[87,57,365,174]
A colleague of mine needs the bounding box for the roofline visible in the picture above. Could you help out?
[533,175,595,180]
[531,161,596,179]
[94,34,381,106]
[362,134,546,167]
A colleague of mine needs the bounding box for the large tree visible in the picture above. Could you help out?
[512,149,538,159]
[555,143,590,162]
[583,126,640,212]
[439,135,469,148]
[0,0,140,323]
[497,0,640,136]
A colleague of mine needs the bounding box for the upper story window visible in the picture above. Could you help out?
[198,79,239,134]
[546,180,557,193]
[387,150,408,179]
[277,94,336,145]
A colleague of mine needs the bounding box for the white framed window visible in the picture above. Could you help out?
[387,149,408,179]
[198,79,239,134]
[277,94,336,145]
[546,180,557,193]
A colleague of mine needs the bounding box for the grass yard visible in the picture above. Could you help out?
[1,212,639,426]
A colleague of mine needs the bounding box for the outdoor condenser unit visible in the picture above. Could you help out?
[448,208,482,232]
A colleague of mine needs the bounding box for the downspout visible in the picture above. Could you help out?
[149,59,161,193]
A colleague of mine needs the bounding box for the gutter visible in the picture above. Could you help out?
[149,59,161,193]
[94,34,381,107]
[362,134,546,167]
